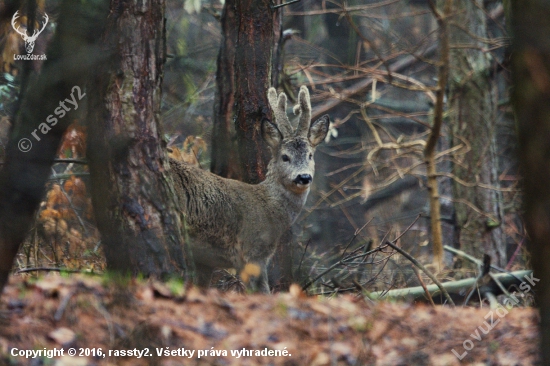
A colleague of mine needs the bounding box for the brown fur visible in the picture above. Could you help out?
[170,86,329,292]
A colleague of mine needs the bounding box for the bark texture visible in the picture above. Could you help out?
[425,0,451,266]
[210,0,239,179]
[87,0,186,277]
[270,0,283,89]
[233,0,278,184]
[212,0,282,184]
[0,0,110,294]
[448,0,505,266]
[511,1,550,363]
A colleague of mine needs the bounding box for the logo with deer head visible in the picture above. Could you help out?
[11,10,48,54]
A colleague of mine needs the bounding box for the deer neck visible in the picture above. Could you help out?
[262,167,309,225]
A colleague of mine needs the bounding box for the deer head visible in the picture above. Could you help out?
[262,86,329,194]
[169,86,331,292]
[11,11,49,54]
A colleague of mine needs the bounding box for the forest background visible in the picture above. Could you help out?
[1,0,550,364]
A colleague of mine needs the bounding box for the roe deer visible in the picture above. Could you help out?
[170,86,329,292]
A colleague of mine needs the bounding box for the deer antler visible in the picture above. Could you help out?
[11,11,28,39]
[267,88,293,137]
[294,85,312,137]
[28,13,49,41]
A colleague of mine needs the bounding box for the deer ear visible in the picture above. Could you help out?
[262,119,282,149]
[308,115,330,147]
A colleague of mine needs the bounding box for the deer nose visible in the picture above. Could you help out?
[294,174,312,185]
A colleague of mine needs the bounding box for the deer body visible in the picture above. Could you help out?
[170,86,329,292]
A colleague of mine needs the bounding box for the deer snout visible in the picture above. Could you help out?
[294,174,312,185]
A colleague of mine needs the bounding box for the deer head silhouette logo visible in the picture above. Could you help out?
[11,11,48,54]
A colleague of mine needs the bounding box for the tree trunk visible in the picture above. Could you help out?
[0,0,110,295]
[86,0,186,277]
[233,0,280,184]
[511,1,550,363]
[212,0,283,184]
[448,0,506,266]
[210,0,239,179]
[425,0,451,267]
[270,1,283,89]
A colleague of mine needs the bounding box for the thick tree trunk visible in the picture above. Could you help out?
[448,0,506,266]
[212,0,282,184]
[0,0,110,295]
[233,0,279,184]
[511,1,550,363]
[87,0,186,277]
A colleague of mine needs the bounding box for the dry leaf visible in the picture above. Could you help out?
[48,327,76,346]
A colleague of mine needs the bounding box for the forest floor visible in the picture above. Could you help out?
[0,274,539,366]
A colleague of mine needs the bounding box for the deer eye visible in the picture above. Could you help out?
[282,154,290,162]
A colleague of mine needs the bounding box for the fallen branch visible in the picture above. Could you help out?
[16,267,76,273]
[370,270,532,302]
[15,267,99,275]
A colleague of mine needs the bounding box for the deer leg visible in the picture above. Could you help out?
[256,266,270,294]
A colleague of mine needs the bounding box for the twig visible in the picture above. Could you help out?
[412,266,435,307]
[93,298,115,345]
[297,239,311,274]
[0,158,88,166]
[168,320,227,340]
[343,218,373,255]
[310,286,357,296]
[384,240,455,306]
[443,245,521,281]
[301,219,375,291]
[463,255,491,306]
[16,267,100,275]
[16,267,80,274]
[49,173,90,180]
[488,272,520,306]
[302,245,385,291]
[311,44,438,120]
[54,291,74,321]
[53,158,88,165]
[506,238,524,271]
[485,292,498,309]
[392,213,422,243]
[341,5,393,83]
[94,240,102,253]
[352,279,375,303]
[270,0,300,10]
